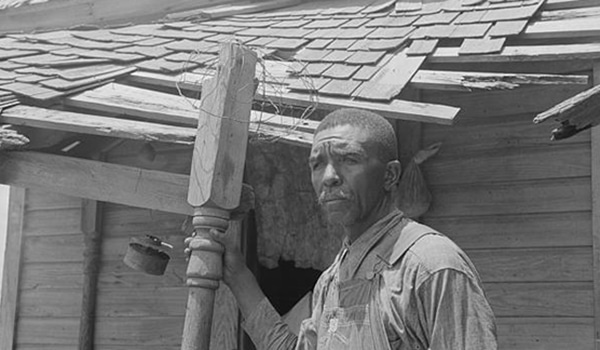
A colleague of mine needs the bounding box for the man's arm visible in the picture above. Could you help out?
[187,228,306,350]
[417,269,498,350]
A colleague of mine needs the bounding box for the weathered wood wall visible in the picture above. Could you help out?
[421,83,593,350]
[6,140,239,350]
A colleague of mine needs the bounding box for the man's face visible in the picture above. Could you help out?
[309,124,387,227]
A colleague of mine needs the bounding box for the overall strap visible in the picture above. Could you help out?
[388,220,440,266]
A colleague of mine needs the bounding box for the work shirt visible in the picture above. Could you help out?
[244,210,497,350]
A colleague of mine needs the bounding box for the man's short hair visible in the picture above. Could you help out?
[315,108,398,163]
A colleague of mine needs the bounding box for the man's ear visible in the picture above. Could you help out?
[384,160,401,191]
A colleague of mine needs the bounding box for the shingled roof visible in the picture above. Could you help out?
[0,0,598,146]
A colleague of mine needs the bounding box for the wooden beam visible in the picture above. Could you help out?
[411,70,589,92]
[124,71,460,125]
[1,105,196,145]
[591,61,600,350]
[64,83,313,147]
[0,151,192,215]
[429,43,600,64]
[78,198,103,350]
[0,187,26,350]
[534,84,600,129]
[166,0,300,20]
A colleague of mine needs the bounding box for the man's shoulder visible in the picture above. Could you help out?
[400,228,476,278]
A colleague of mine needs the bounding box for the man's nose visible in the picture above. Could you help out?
[322,163,341,187]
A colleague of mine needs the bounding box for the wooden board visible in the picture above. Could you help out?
[427,177,591,217]
[422,84,589,118]
[2,105,196,145]
[22,207,83,236]
[125,71,460,125]
[497,317,593,350]
[523,16,600,40]
[424,211,591,250]
[0,187,26,350]
[16,317,79,346]
[0,151,193,215]
[353,50,425,100]
[19,288,83,317]
[486,282,593,317]
[469,247,592,283]
[20,262,84,290]
[22,235,86,263]
[422,143,590,185]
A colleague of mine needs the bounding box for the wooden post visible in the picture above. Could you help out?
[591,61,600,350]
[0,187,26,350]
[78,198,103,350]
[182,42,256,350]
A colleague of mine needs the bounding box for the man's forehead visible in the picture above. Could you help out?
[311,125,373,154]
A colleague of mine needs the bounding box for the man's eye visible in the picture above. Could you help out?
[310,161,323,170]
[342,156,359,164]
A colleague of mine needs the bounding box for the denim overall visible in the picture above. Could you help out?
[314,221,436,350]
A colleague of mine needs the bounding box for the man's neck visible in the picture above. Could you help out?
[345,196,395,244]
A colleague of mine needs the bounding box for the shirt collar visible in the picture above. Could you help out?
[339,209,405,281]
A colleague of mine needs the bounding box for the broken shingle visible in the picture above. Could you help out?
[117,45,172,58]
[305,39,334,49]
[294,48,332,62]
[321,50,355,63]
[353,65,380,81]
[301,62,333,76]
[459,37,506,55]
[326,39,357,50]
[304,19,349,29]
[413,11,459,26]
[407,39,438,55]
[287,77,330,91]
[368,27,413,39]
[319,79,361,96]
[454,10,488,24]
[271,19,312,28]
[449,23,492,38]
[321,64,360,79]
[364,38,409,51]
[481,4,540,22]
[488,19,529,37]
[345,51,386,65]
[341,18,370,28]
[266,38,308,50]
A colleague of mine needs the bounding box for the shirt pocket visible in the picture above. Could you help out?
[319,304,372,350]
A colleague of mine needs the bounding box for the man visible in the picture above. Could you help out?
[199,108,497,349]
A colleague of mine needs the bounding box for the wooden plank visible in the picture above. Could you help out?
[486,282,593,317]
[79,199,102,350]
[95,317,183,346]
[411,69,588,92]
[0,187,26,350]
[422,114,589,156]
[125,71,460,125]
[422,84,588,118]
[591,61,600,350]
[64,83,312,147]
[422,143,590,185]
[22,207,83,236]
[0,151,193,215]
[16,317,79,346]
[19,288,83,317]
[430,43,600,64]
[523,16,600,40]
[469,247,592,283]
[96,287,187,317]
[1,105,196,145]
[23,235,85,263]
[20,262,84,290]
[427,177,591,217]
[534,84,600,129]
[424,211,592,250]
[497,317,594,350]
[353,50,425,100]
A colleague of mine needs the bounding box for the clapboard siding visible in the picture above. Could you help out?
[420,92,594,349]
[13,189,85,349]
[16,317,80,346]
[423,143,590,185]
[428,177,591,217]
[422,84,588,118]
[486,282,593,317]
[497,317,594,350]
[426,211,591,249]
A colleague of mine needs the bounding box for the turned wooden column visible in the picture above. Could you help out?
[182,42,257,350]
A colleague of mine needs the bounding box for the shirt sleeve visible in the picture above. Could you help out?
[416,269,498,350]
[242,297,318,350]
